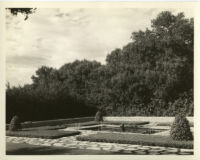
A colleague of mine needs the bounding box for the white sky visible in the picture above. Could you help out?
[6,8,193,86]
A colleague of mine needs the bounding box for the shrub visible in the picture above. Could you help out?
[95,111,103,122]
[9,115,21,131]
[170,113,193,141]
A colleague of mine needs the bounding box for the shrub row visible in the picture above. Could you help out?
[20,121,99,131]
[76,133,193,149]
[21,125,68,131]
[6,130,80,139]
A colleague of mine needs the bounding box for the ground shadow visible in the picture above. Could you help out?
[6,142,118,155]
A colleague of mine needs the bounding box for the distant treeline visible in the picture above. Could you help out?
[6,11,193,123]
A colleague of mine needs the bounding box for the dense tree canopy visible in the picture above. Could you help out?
[6,11,193,122]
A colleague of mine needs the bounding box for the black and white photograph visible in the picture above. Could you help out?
[0,1,199,159]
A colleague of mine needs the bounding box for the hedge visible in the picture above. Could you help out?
[6,117,94,129]
[156,122,194,127]
[76,133,193,149]
[6,130,80,139]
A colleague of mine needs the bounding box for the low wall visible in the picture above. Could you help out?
[103,116,193,123]
[6,117,94,129]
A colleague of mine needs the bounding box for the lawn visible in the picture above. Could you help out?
[6,130,80,139]
[77,132,193,149]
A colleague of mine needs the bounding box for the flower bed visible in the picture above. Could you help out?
[77,132,193,149]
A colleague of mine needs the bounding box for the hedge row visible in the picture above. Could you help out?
[76,133,193,149]
[156,122,194,127]
[6,117,94,130]
[6,130,80,139]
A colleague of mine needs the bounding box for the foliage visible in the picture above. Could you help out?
[6,11,193,122]
[165,89,193,116]
[170,113,193,141]
[7,8,36,20]
[6,130,80,139]
[9,115,21,131]
[77,132,193,149]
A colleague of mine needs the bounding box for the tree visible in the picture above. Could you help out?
[7,8,36,20]
[6,11,193,122]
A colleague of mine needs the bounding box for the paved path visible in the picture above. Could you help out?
[6,130,193,155]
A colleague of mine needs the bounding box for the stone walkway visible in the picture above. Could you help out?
[6,129,193,155]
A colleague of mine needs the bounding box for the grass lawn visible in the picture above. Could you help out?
[6,130,80,139]
[77,132,193,149]
[6,142,123,155]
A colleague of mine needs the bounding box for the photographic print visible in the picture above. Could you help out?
[1,2,199,159]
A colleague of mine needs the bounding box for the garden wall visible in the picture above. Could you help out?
[103,116,193,123]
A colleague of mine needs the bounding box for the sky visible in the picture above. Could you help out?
[6,8,193,87]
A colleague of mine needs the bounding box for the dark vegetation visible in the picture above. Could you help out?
[6,11,193,123]
[76,132,193,149]
[9,115,21,131]
[156,121,193,127]
[6,130,80,139]
[170,114,193,141]
[95,110,104,122]
[7,8,36,20]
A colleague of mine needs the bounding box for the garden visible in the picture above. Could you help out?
[6,112,193,155]
[6,10,194,155]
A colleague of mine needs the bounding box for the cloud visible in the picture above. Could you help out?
[6,8,193,86]
[6,55,49,68]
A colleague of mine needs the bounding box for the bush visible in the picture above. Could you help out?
[170,113,193,141]
[95,111,103,122]
[9,115,21,131]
